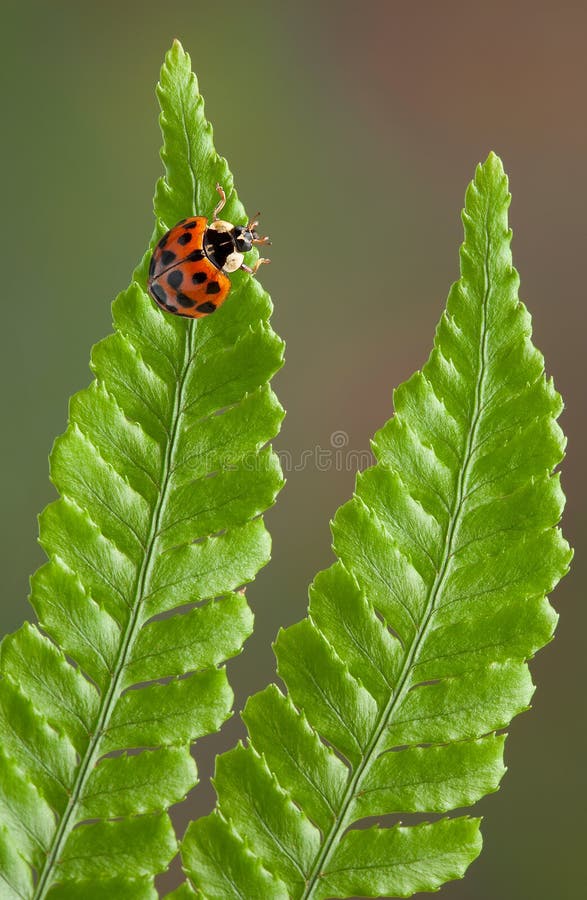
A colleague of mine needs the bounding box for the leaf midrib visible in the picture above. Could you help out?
[302,212,492,898]
[33,320,196,899]
[33,78,202,897]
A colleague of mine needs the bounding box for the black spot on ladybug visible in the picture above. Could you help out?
[150,282,167,305]
[184,220,198,229]
[206,281,221,295]
[161,250,177,266]
[197,301,217,314]
[178,232,192,246]
[187,249,204,262]
[165,303,178,312]
[192,271,207,284]
[148,254,156,278]
[158,234,169,249]
[167,270,183,289]
[177,292,197,308]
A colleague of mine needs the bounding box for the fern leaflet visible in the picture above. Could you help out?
[0,40,284,898]
[179,153,571,899]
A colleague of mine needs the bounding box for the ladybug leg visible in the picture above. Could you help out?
[241,258,271,276]
[247,212,272,245]
[213,183,227,220]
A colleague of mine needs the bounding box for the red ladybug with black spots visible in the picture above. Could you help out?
[147,184,270,318]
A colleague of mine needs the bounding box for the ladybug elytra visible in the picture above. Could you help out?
[147,183,270,318]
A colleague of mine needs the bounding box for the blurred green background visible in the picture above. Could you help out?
[0,1,584,897]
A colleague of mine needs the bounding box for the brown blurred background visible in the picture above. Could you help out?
[0,1,584,897]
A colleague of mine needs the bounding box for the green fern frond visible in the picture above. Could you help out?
[0,40,284,898]
[180,153,571,899]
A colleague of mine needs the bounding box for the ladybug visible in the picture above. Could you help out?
[147,183,270,318]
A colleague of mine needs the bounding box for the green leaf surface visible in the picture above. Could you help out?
[180,153,571,899]
[79,746,196,819]
[0,824,34,900]
[163,885,199,900]
[57,814,176,880]
[122,591,253,686]
[213,744,321,889]
[314,819,482,900]
[0,40,284,897]
[47,878,157,900]
[0,755,54,871]
[182,814,288,900]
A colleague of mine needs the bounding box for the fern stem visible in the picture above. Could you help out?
[33,322,196,899]
[302,218,492,899]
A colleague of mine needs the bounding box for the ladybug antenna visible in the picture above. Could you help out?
[213,183,227,221]
[246,211,271,245]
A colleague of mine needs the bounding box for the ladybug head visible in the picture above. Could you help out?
[232,225,255,254]
[233,213,271,255]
